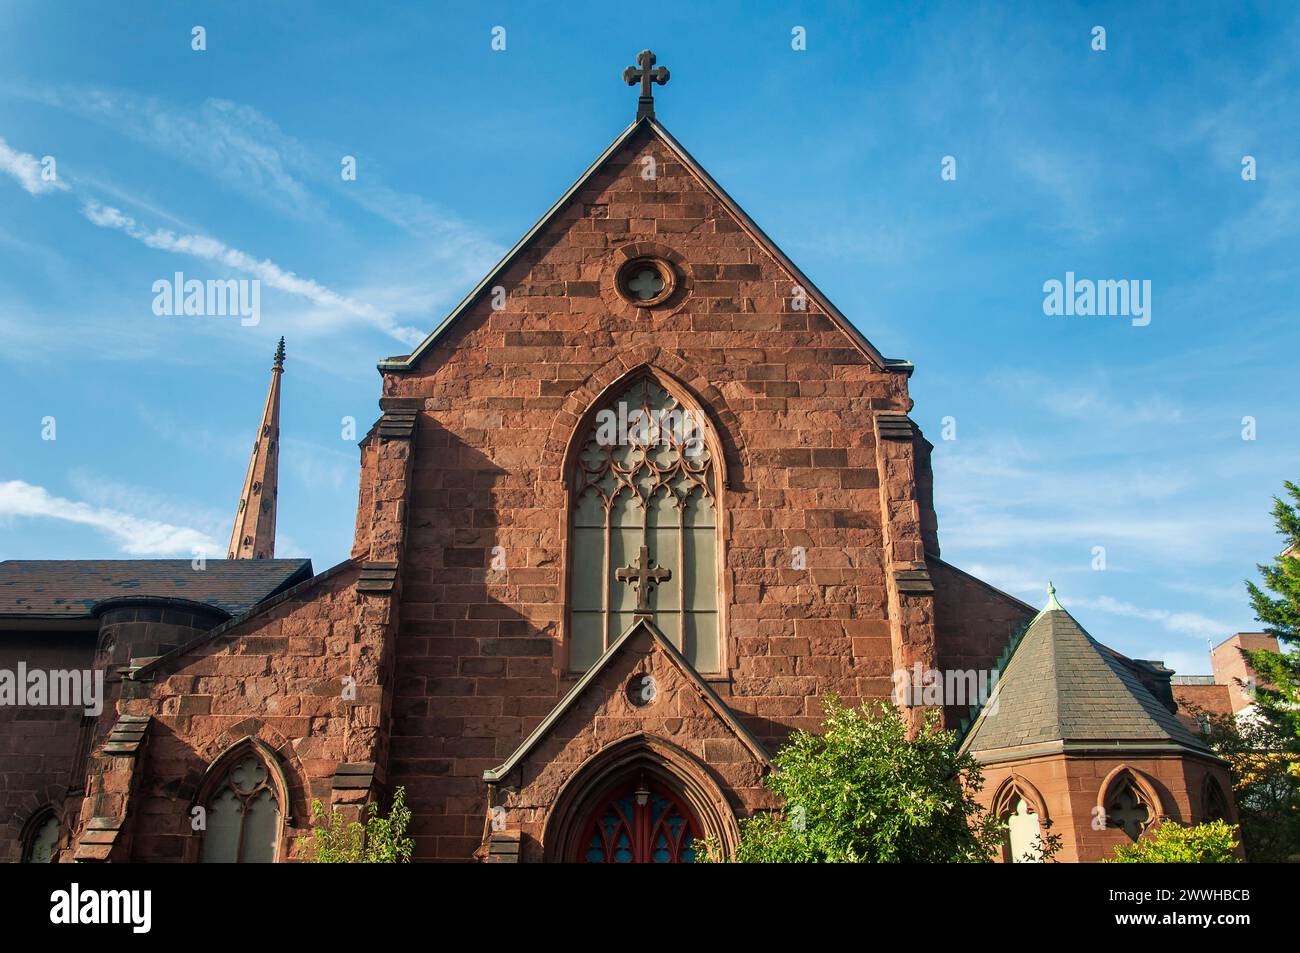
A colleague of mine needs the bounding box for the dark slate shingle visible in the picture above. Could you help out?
[0,559,312,620]
[964,608,1208,754]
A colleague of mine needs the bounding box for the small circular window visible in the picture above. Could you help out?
[627,673,658,707]
[616,257,675,307]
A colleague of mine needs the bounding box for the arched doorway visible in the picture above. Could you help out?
[579,776,701,863]
[542,734,740,863]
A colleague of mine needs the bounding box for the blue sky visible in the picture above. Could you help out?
[1,2,1296,677]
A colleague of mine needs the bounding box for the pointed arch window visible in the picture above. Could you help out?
[580,778,700,864]
[569,375,720,673]
[22,808,59,863]
[992,778,1049,863]
[1203,776,1230,823]
[1006,799,1044,863]
[1103,774,1155,841]
[199,748,283,863]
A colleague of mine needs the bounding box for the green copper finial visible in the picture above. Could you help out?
[1045,581,1063,611]
[273,336,286,370]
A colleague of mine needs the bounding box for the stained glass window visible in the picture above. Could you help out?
[581,780,699,863]
[570,377,719,672]
[22,811,59,863]
[200,753,281,863]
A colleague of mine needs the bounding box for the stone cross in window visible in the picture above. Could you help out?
[617,545,672,615]
[627,267,664,300]
[1106,786,1150,839]
[623,49,669,120]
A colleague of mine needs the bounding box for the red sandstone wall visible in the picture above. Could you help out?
[0,631,94,862]
[123,568,362,862]
[382,124,920,860]
[493,625,772,862]
[977,753,1235,863]
[930,560,1035,728]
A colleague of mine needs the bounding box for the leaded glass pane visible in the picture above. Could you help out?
[683,611,718,674]
[241,788,281,863]
[571,526,604,610]
[200,787,242,863]
[23,815,59,863]
[569,376,721,672]
[571,612,604,670]
[656,611,680,644]
[200,751,282,863]
[1008,799,1044,863]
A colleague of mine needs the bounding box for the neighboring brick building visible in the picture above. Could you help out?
[1171,631,1281,731]
[2,53,1236,863]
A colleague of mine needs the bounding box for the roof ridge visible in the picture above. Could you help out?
[380,116,907,375]
[483,616,769,783]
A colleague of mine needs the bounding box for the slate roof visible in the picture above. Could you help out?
[961,606,1210,756]
[0,559,313,620]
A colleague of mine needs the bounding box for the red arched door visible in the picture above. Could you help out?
[579,778,700,863]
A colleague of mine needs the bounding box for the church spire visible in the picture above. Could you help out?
[227,337,285,560]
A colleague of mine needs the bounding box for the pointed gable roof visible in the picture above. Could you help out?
[960,600,1211,758]
[380,116,911,376]
[483,615,769,783]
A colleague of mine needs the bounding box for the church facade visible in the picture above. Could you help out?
[1,53,1235,863]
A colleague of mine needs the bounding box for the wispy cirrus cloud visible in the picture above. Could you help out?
[80,201,426,345]
[10,87,317,214]
[5,81,505,348]
[0,479,218,556]
[15,83,502,261]
[2,122,432,347]
[1061,594,1234,642]
[0,136,69,195]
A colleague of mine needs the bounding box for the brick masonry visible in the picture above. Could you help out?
[977,752,1237,862]
[7,118,1233,863]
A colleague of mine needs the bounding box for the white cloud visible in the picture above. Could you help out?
[7,86,515,366]
[956,562,1046,600]
[0,480,218,556]
[13,88,316,213]
[0,136,69,195]
[1062,594,1234,642]
[1149,648,1214,679]
[81,201,425,346]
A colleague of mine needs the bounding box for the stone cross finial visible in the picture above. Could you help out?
[617,545,672,615]
[623,49,669,120]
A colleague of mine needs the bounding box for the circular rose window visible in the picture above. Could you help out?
[616,257,675,307]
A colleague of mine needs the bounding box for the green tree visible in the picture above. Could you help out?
[1194,708,1300,862]
[1194,479,1300,861]
[705,698,1001,862]
[301,786,414,863]
[1104,819,1240,863]
[1244,480,1300,741]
